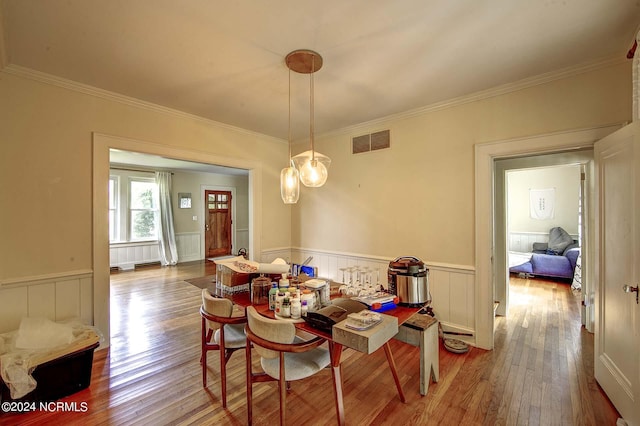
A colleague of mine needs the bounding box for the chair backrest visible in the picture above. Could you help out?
[202,289,234,331]
[246,306,296,359]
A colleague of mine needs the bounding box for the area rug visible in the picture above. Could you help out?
[185,275,215,290]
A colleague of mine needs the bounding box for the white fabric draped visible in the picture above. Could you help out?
[155,171,178,266]
[571,251,582,291]
[529,188,555,220]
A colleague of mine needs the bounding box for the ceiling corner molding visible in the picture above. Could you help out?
[2,64,286,145]
[318,55,626,141]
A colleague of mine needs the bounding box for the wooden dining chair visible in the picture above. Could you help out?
[200,288,246,408]
[244,306,331,425]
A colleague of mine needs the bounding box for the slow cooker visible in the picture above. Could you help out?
[388,256,431,306]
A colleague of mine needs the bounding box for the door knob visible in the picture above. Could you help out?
[623,285,639,304]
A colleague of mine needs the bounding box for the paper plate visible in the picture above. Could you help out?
[444,338,469,354]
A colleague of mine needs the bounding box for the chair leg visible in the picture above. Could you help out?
[200,327,214,364]
[279,353,286,426]
[219,327,227,408]
[246,343,253,425]
[201,318,207,387]
[202,350,207,387]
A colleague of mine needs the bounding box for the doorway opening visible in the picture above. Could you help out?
[474,124,619,349]
[494,151,591,327]
[93,133,263,348]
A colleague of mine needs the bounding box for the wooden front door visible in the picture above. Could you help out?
[594,122,640,425]
[205,190,232,258]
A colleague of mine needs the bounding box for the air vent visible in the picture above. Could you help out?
[352,130,390,154]
[352,135,371,154]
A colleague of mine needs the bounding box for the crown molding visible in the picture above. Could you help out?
[317,55,627,140]
[3,54,627,144]
[1,64,286,145]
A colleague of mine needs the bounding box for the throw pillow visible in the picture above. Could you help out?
[547,226,574,253]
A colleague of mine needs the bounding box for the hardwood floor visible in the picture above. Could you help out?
[2,262,619,425]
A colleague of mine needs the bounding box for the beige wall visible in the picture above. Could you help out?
[0,71,289,282]
[293,61,631,267]
[172,171,249,235]
[0,60,632,343]
[507,165,581,235]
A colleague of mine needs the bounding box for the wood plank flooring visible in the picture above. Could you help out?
[1,261,619,425]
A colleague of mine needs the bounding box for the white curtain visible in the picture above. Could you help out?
[155,172,178,266]
[634,30,640,121]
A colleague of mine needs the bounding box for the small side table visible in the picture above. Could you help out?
[394,313,439,396]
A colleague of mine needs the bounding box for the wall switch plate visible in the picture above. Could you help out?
[192,216,197,221]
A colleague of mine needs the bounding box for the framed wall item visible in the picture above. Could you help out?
[178,193,192,209]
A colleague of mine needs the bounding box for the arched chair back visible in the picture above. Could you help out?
[200,288,246,408]
[244,306,331,425]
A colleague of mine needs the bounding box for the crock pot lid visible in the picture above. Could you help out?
[389,257,425,269]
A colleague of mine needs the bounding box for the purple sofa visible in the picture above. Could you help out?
[509,246,580,280]
[509,227,581,281]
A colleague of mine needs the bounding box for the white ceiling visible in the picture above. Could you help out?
[2,0,640,143]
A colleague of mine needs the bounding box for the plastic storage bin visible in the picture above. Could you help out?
[1,329,100,402]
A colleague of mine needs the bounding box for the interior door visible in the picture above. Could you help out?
[205,190,232,258]
[594,122,640,425]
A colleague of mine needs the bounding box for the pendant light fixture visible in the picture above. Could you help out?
[280,68,300,204]
[286,49,331,188]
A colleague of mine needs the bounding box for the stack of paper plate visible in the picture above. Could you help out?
[444,338,469,354]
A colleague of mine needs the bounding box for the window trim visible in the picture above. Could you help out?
[108,175,119,243]
[128,177,159,242]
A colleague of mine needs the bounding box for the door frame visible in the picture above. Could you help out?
[494,153,591,320]
[93,132,263,348]
[474,124,621,349]
[201,185,236,259]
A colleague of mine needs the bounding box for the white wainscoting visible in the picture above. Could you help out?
[176,232,201,262]
[260,248,292,264]
[110,242,160,270]
[428,266,475,336]
[0,271,94,334]
[509,231,579,252]
[261,247,476,342]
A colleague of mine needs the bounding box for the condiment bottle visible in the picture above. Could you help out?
[301,289,316,312]
[279,274,289,290]
[282,298,291,317]
[301,299,308,317]
[275,291,286,315]
[268,282,278,311]
[291,296,301,319]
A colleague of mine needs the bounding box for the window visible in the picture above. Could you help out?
[129,179,159,241]
[109,172,160,243]
[108,177,118,242]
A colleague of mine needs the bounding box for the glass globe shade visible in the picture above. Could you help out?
[280,166,299,203]
[299,159,327,187]
[292,150,331,188]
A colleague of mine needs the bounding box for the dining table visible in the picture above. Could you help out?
[216,286,422,426]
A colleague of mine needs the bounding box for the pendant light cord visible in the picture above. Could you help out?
[310,54,315,162]
[288,68,292,165]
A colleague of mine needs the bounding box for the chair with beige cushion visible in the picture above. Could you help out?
[200,288,246,408]
[244,305,331,425]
